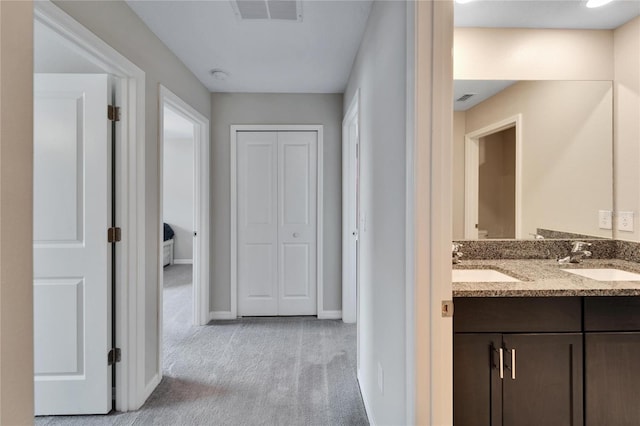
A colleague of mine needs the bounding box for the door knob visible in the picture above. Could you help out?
[293,232,299,238]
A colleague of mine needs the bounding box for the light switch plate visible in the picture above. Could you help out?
[618,211,634,232]
[599,210,612,230]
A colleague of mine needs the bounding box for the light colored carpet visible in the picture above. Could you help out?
[36,264,368,426]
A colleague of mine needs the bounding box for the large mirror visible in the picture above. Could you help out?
[452,79,613,240]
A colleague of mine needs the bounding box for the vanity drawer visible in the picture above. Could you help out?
[454,297,582,333]
[584,297,640,331]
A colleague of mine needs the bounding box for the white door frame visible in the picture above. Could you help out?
[411,1,453,424]
[158,85,210,330]
[34,1,148,412]
[342,90,359,325]
[229,125,325,319]
[464,114,523,239]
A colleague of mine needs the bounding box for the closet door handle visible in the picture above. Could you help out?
[499,347,504,379]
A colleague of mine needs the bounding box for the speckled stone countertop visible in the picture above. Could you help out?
[453,259,640,297]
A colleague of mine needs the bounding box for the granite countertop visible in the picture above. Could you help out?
[453,259,640,297]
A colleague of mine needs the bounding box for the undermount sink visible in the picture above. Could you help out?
[561,268,640,282]
[452,269,521,283]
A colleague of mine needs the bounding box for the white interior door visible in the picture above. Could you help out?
[277,132,317,316]
[33,74,112,415]
[237,131,317,316]
[237,132,279,316]
[342,103,359,324]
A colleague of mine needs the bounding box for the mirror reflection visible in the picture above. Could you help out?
[453,80,613,240]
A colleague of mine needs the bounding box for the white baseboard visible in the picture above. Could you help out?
[173,259,193,265]
[358,371,376,426]
[141,373,161,408]
[318,310,342,320]
[209,311,236,320]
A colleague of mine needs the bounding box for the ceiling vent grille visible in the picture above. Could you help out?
[456,93,476,102]
[230,0,303,22]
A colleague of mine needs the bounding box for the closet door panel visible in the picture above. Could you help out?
[277,131,317,315]
[237,132,278,316]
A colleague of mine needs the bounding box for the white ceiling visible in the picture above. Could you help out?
[126,0,373,93]
[455,0,640,29]
[454,80,517,111]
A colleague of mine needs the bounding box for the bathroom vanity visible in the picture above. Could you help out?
[453,259,640,426]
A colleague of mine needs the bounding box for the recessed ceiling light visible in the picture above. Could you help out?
[210,69,229,81]
[586,0,614,8]
[455,0,476,4]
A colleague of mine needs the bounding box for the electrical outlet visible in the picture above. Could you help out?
[377,362,384,395]
[599,210,612,230]
[618,211,634,232]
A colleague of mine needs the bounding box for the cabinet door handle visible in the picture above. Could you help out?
[499,347,504,379]
[504,347,517,380]
[511,348,516,380]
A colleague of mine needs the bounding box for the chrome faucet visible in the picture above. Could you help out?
[452,243,463,264]
[559,241,592,264]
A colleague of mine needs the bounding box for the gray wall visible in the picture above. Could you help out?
[54,0,212,387]
[343,1,408,424]
[210,93,343,313]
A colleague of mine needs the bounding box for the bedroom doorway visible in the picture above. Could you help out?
[159,86,210,349]
[162,103,196,344]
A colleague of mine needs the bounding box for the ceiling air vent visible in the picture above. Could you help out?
[230,0,303,22]
[456,93,476,102]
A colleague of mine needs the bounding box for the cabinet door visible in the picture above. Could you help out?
[454,334,502,426]
[585,333,640,426]
[502,334,583,426]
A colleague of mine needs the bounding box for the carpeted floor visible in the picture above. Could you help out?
[36,264,368,426]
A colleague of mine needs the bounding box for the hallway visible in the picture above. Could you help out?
[36,265,368,425]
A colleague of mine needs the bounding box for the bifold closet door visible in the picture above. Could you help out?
[237,131,317,316]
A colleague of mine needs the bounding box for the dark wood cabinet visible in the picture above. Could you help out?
[455,296,640,426]
[585,333,640,426]
[454,298,584,426]
[454,334,501,426]
[584,297,640,426]
[502,334,583,426]
[454,332,583,426]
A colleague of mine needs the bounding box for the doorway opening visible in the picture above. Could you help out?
[478,126,516,239]
[161,104,196,352]
[464,114,523,239]
[159,86,210,342]
[33,1,146,414]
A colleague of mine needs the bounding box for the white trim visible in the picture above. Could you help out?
[159,85,210,328]
[358,373,377,426]
[172,259,194,265]
[34,0,147,412]
[317,310,342,320]
[209,311,237,321]
[142,373,161,404]
[413,1,454,424]
[230,124,324,318]
[342,90,360,325]
[463,114,523,239]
